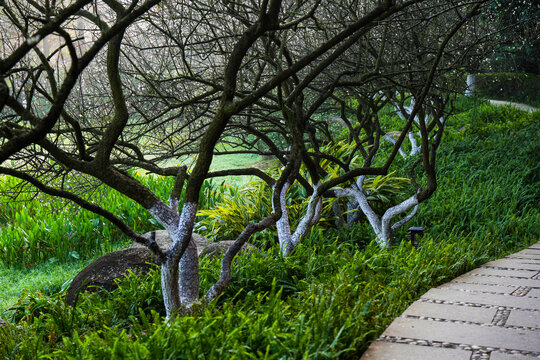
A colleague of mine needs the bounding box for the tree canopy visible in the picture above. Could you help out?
[1,0,491,319]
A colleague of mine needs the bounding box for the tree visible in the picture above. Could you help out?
[214,0,485,249]
[485,0,540,73]
[1,0,488,320]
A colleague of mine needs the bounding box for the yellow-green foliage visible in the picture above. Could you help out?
[197,139,412,240]
[314,140,412,221]
[197,181,271,240]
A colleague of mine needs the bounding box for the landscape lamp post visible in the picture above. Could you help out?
[408,227,425,248]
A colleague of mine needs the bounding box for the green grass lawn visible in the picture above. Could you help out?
[159,152,263,187]
[0,262,88,313]
[210,153,263,187]
[210,153,262,171]
[0,241,130,315]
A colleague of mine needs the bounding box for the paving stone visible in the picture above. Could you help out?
[491,352,540,360]
[507,254,540,261]
[450,275,540,288]
[383,318,540,352]
[360,341,471,360]
[513,250,540,258]
[498,258,540,265]
[361,242,540,359]
[439,281,518,295]
[506,309,540,328]
[508,250,540,256]
[468,267,537,279]
[488,100,538,113]
[402,301,497,323]
[422,288,540,310]
[485,259,540,272]
[513,248,540,256]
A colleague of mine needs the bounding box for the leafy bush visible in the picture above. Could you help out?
[197,140,412,244]
[196,181,274,243]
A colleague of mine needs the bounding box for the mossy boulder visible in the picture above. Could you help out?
[65,247,159,306]
[66,231,258,305]
[200,240,259,259]
[66,231,209,306]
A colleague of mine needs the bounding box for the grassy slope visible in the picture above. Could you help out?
[210,153,263,187]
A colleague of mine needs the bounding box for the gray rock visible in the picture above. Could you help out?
[132,231,258,259]
[131,230,210,256]
[200,240,259,259]
[0,318,6,327]
[66,247,158,306]
[66,232,258,305]
[66,231,209,305]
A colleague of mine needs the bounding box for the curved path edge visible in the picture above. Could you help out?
[361,241,540,360]
[488,100,538,113]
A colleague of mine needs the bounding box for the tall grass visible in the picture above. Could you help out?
[0,173,234,267]
[0,174,163,267]
[409,104,539,246]
[1,230,530,359]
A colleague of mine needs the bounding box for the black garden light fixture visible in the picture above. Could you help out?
[408,227,425,248]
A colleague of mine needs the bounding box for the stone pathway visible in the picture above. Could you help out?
[361,241,540,360]
[489,100,538,113]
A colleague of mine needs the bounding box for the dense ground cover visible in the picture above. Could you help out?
[0,99,538,359]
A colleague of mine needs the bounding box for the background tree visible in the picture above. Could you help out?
[484,0,539,73]
[213,0,485,249]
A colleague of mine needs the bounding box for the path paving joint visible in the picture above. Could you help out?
[361,241,540,360]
